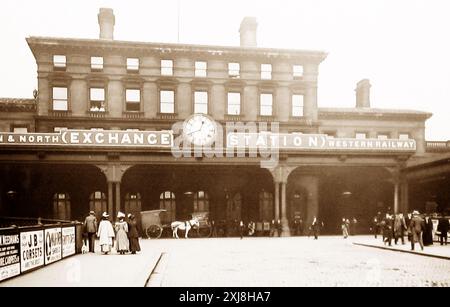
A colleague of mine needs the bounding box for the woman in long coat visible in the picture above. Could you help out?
[115,213,130,254]
[128,214,141,254]
[97,213,115,255]
[423,216,434,246]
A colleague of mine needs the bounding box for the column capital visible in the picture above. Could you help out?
[269,165,296,184]
[97,164,132,183]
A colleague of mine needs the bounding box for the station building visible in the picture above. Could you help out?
[0,8,449,235]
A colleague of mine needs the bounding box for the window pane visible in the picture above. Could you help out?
[127,58,139,70]
[91,57,104,70]
[227,92,241,115]
[194,103,208,114]
[377,134,389,140]
[126,89,141,102]
[260,93,273,116]
[293,65,303,77]
[229,63,240,76]
[399,134,410,140]
[53,87,68,100]
[90,88,105,101]
[292,95,304,117]
[13,127,28,133]
[53,55,66,67]
[194,91,208,114]
[195,61,207,77]
[161,60,173,76]
[356,133,367,139]
[261,64,272,80]
[160,90,175,114]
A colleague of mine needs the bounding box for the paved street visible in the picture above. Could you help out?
[2,236,450,287]
[147,236,450,287]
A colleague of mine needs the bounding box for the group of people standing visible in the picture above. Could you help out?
[373,210,450,251]
[83,211,141,255]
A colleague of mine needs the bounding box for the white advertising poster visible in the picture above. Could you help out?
[62,227,76,258]
[44,228,62,265]
[0,232,21,281]
[20,230,44,273]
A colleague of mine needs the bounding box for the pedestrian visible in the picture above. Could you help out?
[97,212,115,255]
[437,216,449,246]
[277,219,282,237]
[351,217,358,235]
[409,210,425,251]
[83,211,98,253]
[423,216,434,246]
[372,214,380,239]
[270,220,276,237]
[341,218,349,239]
[115,212,130,255]
[239,221,245,240]
[311,217,322,240]
[382,213,394,246]
[248,221,256,237]
[127,214,141,254]
[405,212,413,242]
[394,213,407,245]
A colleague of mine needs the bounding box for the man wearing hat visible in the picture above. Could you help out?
[84,211,98,253]
[409,210,425,251]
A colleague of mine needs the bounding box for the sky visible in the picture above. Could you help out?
[0,0,449,140]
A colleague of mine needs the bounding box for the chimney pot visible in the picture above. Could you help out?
[355,79,371,108]
[98,8,115,40]
[239,17,258,47]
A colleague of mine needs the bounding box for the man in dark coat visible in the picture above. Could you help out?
[423,216,434,246]
[311,217,323,240]
[409,211,425,251]
[437,217,449,245]
[127,214,141,254]
[382,214,394,246]
[84,211,97,253]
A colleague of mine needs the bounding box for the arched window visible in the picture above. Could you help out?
[53,193,71,220]
[259,190,273,221]
[89,191,107,219]
[194,191,209,212]
[160,191,176,223]
[125,193,142,218]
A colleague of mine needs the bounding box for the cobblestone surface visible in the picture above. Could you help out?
[147,236,450,287]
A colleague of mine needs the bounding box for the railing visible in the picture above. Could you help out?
[48,110,72,117]
[224,114,245,122]
[87,110,108,118]
[123,111,145,119]
[426,141,450,152]
[157,113,179,120]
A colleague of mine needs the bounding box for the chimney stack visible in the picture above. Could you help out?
[239,17,258,47]
[355,79,371,108]
[98,8,115,40]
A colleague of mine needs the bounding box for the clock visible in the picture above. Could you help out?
[183,114,218,146]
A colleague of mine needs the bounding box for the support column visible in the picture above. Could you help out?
[108,181,114,218]
[400,181,409,214]
[274,182,280,221]
[115,182,121,218]
[394,181,400,214]
[280,182,290,237]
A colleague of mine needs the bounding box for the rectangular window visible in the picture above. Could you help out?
[160,90,175,114]
[356,132,367,139]
[292,94,304,117]
[53,55,66,69]
[293,65,304,78]
[195,61,207,77]
[260,93,273,116]
[12,127,28,133]
[399,133,410,140]
[261,64,272,80]
[377,134,389,140]
[194,91,208,114]
[91,57,104,70]
[126,89,141,112]
[89,88,106,112]
[229,63,240,78]
[161,60,173,76]
[127,58,140,71]
[227,92,241,115]
[52,87,68,111]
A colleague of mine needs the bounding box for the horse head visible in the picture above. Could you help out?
[191,218,200,229]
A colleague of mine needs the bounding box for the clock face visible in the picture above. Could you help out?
[183,114,218,146]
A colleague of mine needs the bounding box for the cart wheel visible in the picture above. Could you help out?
[197,225,212,238]
[146,225,163,239]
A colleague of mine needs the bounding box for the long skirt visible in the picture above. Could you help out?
[116,229,130,252]
[129,237,141,253]
[101,244,111,254]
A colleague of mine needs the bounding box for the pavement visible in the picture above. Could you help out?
[353,236,450,260]
[2,236,450,287]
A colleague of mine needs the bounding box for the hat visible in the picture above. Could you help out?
[89,211,95,215]
[102,212,109,218]
[127,213,132,218]
[412,210,420,215]
[117,212,126,219]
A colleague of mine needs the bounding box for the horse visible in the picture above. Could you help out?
[171,218,200,239]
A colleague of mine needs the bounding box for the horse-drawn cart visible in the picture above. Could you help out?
[191,211,212,238]
[141,209,167,239]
